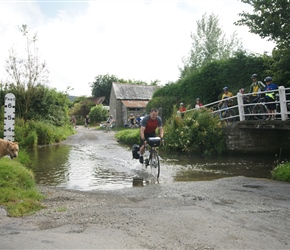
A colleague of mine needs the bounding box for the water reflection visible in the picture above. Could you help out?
[27,144,277,191]
[161,152,275,181]
[28,144,134,191]
[28,145,71,186]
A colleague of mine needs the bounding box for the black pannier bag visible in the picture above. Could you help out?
[132,144,140,159]
[148,137,161,147]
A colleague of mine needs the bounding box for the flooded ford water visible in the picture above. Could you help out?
[27,127,278,191]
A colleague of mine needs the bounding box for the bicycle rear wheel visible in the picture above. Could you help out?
[149,150,160,179]
[252,104,268,120]
[102,124,109,132]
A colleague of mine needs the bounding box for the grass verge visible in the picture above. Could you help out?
[115,129,140,145]
[0,158,45,217]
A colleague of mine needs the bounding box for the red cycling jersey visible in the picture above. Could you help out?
[141,115,162,133]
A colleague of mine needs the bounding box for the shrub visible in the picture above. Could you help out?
[271,162,290,182]
[89,105,108,124]
[13,119,74,148]
[163,108,226,156]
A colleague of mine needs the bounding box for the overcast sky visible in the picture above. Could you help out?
[0,0,275,96]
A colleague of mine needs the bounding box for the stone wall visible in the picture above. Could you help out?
[225,120,290,155]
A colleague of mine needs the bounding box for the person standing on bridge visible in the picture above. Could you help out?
[249,74,265,102]
[195,98,203,109]
[219,86,233,108]
[177,102,186,118]
[264,76,278,120]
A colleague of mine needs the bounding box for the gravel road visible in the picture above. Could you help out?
[1,127,290,250]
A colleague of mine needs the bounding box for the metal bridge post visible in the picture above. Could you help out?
[278,86,288,121]
[237,93,245,121]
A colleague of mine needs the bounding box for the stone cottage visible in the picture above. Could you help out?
[109,82,158,127]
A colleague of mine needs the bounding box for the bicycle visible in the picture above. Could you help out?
[101,121,116,132]
[143,137,161,179]
[213,102,236,122]
[244,95,268,120]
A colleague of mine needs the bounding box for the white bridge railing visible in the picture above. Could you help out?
[184,86,290,122]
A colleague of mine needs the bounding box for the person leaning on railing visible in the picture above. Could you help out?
[195,98,203,109]
[264,76,278,120]
[249,74,266,102]
[239,88,249,104]
[219,86,233,108]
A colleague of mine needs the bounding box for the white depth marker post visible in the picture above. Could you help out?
[4,93,16,142]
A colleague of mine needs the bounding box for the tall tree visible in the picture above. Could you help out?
[235,0,290,86]
[5,24,49,121]
[235,0,290,49]
[181,13,242,78]
[89,74,120,105]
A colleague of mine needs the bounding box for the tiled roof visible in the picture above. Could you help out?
[87,96,105,104]
[112,82,158,100]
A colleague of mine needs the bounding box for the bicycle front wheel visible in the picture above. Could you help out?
[225,109,236,122]
[149,150,160,179]
[244,107,251,120]
[253,104,268,120]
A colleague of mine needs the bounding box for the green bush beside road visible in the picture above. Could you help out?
[271,162,290,182]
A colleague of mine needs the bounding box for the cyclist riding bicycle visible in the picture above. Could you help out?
[128,113,137,128]
[139,108,164,164]
[105,115,115,132]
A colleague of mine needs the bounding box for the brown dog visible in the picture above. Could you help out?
[0,139,19,159]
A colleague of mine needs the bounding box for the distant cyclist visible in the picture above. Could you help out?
[128,113,137,128]
[139,108,164,164]
[249,74,265,102]
[85,115,90,129]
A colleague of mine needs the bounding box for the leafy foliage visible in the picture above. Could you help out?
[270,48,290,87]
[89,104,108,124]
[235,0,290,87]
[181,13,242,77]
[235,0,290,49]
[13,119,74,148]
[5,25,49,122]
[163,108,226,156]
[152,51,268,122]
[90,74,120,105]
[69,99,95,120]
[146,96,177,122]
[271,162,290,182]
[3,25,71,126]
